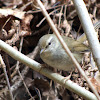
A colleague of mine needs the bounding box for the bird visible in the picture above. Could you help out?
[38,34,89,71]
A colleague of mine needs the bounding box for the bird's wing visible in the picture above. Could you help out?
[62,36,89,53]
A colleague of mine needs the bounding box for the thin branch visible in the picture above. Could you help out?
[58,5,63,28]
[77,20,100,42]
[4,54,12,84]
[16,37,34,100]
[36,8,60,27]
[72,0,100,72]
[0,55,14,100]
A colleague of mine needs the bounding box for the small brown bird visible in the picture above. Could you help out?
[38,34,89,71]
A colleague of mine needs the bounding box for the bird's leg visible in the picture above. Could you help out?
[39,64,48,72]
[39,64,54,73]
[63,71,73,83]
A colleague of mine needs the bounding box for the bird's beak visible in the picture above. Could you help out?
[40,48,45,54]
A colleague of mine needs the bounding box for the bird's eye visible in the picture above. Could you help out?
[48,42,51,46]
[45,42,51,49]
